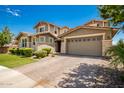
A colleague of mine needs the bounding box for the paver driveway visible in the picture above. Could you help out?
[15,55,109,88]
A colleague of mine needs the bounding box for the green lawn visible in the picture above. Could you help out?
[0,54,36,68]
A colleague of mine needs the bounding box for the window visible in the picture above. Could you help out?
[64,30,67,33]
[40,37,44,42]
[45,26,48,31]
[49,38,53,43]
[38,37,45,43]
[92,38,96,41]
[75,39,78,42]
[46,37,49,42]
[55,31,57,34]
[22,38,27,47]
[87,38,90,41]
[40,27,45,32]
[22,39,25,47]
[79,39,81,42]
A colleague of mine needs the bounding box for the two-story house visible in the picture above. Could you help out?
[16,21,70,52]
[16,20,118,56]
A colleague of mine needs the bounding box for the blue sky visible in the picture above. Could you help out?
[0,5,123,44]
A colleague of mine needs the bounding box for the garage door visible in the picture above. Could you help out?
[67,36,102,56]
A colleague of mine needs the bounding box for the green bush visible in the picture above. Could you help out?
[34,50,47,58]
[19,48,24,55]
[23,48,33,57]
[42,48,51,55]
[16,48,20,55]
[9,48,33,57]
[9,48,15,54]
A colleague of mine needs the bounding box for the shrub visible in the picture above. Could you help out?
[22,48,33,57]
[42,48,51,55]
[16,48,20,55]
[34,50,47,58]
[19,48,24,55]
[9,48,33,57]
[9,48,15,54]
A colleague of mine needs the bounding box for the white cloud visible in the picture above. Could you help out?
[6,8,21,17]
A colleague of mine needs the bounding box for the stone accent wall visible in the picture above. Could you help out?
[102,40,112,56]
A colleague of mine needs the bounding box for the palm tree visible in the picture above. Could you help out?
[106,40,124,68]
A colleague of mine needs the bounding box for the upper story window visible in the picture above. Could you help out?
[45,25,48,31]
[64,30,67,33]
[55,31,57,34]
[40,27,45,32]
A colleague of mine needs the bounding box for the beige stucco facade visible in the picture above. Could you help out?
[16,20,118,56]
[59,27,113,56]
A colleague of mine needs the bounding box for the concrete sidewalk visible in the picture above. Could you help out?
[0,66,36,88]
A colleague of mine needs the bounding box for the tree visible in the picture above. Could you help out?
[106,40,124,68]
[98,5,124,30]
[0,26,13,47]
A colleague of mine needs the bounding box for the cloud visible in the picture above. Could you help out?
[6,8,21,17]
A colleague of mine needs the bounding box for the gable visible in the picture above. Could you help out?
[60,28,112,40]
[16,32,28,41]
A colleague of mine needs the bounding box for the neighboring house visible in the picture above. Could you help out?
[16,20,118,56]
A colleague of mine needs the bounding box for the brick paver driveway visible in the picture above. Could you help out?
[15,55,113,88]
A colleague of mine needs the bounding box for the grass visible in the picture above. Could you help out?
[0,54,36,68]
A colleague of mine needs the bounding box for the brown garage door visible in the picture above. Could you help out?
[67,36,102,56]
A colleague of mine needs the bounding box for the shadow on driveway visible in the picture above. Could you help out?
[57,63,124,88]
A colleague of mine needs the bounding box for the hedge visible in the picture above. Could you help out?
[9,48,33,57]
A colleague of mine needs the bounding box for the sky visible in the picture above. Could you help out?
[0,5,123,44]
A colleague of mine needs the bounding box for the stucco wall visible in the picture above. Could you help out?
[61,28,112,40]
[102,40,112,56]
